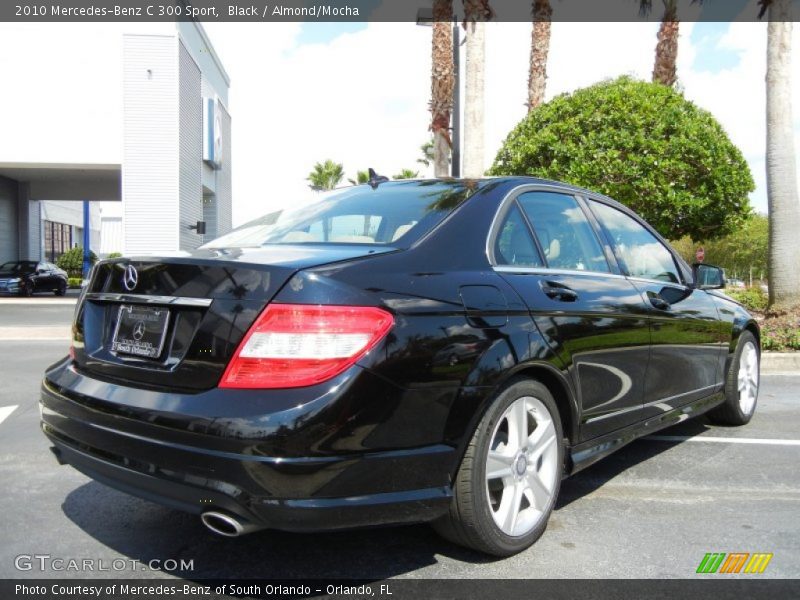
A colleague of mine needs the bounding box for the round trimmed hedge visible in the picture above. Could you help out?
[490,77,755,241]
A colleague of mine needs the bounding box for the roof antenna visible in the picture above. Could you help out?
[368,168,389,189]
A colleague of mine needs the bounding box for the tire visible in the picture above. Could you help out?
[708,331,760,426]
[20,281,33,297]
[55,281,66,296]
[433,378,564,556]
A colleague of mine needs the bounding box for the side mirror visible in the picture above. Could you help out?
[692,263,725,290]
[36,268,45,274]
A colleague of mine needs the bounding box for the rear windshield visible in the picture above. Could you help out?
[201,181,477,249]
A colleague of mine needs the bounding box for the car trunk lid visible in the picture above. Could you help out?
[71,245,394,391]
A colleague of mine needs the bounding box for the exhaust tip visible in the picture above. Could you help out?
[201,511,244,537]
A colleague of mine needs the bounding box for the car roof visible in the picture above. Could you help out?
[368,176,632,214]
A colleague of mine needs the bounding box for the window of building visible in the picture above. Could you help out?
[43,221,73,263]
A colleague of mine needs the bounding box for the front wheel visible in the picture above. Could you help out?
[708,331,760,426]
[55,281,66,296]
[433,378,564,556]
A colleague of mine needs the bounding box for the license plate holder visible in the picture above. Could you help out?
[111,304,170,359]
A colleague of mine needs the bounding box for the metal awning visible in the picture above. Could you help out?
[0,162,121,201]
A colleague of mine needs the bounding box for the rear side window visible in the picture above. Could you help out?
[590,200,681,284]
[517,192,610,273]
[494,205,544,267]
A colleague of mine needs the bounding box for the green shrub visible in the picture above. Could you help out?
[761,320,800,352]
[490,76,755,241]
[107,252,123,259]
[67,277,83,288]
[56,247,98,278]
[726,287,768,312]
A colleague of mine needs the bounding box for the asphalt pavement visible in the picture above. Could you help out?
[0,301,798,580]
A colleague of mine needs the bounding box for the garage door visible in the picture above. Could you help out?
[0,195,18,263]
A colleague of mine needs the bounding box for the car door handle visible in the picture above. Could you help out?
[649,294,671,310]
[541,282,578,302]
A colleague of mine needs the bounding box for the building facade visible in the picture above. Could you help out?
[0,22,232,264]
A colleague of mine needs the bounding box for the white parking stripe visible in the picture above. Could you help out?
[646,435,800,446]
[0,405,18,426]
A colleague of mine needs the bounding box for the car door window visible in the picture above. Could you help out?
[590,201,681,284]
[517,192,610,273]
[494,204,544,267]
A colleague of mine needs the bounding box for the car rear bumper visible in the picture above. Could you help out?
[40,360,457,532]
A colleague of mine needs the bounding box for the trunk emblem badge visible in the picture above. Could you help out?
[123,265,138,291]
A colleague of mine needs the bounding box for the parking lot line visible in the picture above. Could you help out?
[646,435,800,446]
[0,405,18,426]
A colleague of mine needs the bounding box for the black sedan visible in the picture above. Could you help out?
[40,178,760,556]
[0,260,68,296]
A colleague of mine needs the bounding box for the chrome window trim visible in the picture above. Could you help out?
[627,275,690,289]
[485,183,574,266]
[84,293,213,308]
[486,183,618,277]
[492,265,627,280]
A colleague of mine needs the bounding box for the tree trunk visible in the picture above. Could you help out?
[431,0,454,178]
[652,2,679,87]
[527,0,552,111]
[766,2,800,310]
[462,19,486,178]
[462,1,491,179]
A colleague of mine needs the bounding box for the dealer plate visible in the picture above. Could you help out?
[111,304,170,359]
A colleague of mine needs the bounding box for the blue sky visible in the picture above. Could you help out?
[690,22,742,73]
[296,23,367,45]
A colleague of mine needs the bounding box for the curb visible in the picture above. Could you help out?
[761,352,800,373]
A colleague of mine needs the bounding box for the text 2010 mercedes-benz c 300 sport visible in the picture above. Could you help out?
[41,178,760,556]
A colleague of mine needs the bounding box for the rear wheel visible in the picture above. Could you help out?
[20,281,33,297]
[433,378,564,556]
[708,331,759,426]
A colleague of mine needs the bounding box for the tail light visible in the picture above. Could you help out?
[219,303,394,389]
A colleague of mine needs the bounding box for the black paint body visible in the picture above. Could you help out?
[40,178,759,531]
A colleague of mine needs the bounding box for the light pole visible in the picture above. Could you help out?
[417,7,461,178]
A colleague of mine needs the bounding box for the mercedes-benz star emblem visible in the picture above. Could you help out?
[132,321,146,341]
[123,265,138,291]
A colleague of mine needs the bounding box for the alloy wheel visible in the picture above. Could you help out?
[485,396,558,537]
[737,341,759,416]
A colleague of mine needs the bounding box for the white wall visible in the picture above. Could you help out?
[122,34,180,255]
[0,23,175,166]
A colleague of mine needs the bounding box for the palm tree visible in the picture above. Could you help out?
[763,0,800,309]
[348,170,370,186]
[417,139,436,169]
[640,0,680,87]
[307,160,344,191]
[462,0,493,178]
[431,0,455,178]
[393,169,420,180]
[527,0,553,111]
